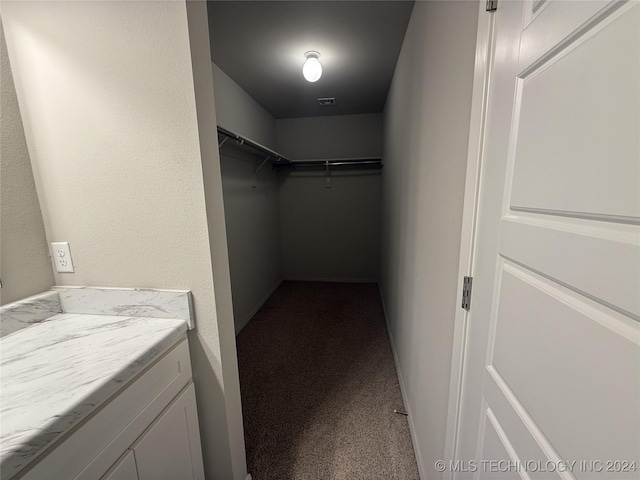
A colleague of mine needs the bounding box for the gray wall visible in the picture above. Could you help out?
[0,22,54,305]
[276,113,382,160]
[2,3,247,478]
[212,62,283,333]
[380,2,478,478]
[219,147,282,333]
[212,63,276,149]
[277,114,382,282]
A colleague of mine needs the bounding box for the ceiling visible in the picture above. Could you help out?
[207,1,414,119]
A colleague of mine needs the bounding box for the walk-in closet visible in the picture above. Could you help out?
[208,2,416,478]
[204,0,479,478]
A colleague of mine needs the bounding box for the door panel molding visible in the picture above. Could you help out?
[486,367,570,480]
[483,407,532,480]
[499,219,640,319]
[509,207,640,226]
[519,0,624,73]
[510,4,640,219]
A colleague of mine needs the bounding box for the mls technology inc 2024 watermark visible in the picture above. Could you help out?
[434,459,638,474]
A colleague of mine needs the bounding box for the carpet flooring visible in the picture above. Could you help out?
[236,281,420,480]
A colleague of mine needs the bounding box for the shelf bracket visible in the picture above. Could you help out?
[324,160,332,188]
[252,155,270,188]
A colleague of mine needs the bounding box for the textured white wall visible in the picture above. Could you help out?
[277,114,382,282]
[212,62,276,149]
[1,2,246,478]
[380,2,478,478]
[0,22,54,305]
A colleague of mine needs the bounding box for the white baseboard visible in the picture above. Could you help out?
[377,283,426,480]
[283,277,378,284]
[245,474,252,480]
[235,279,283,335]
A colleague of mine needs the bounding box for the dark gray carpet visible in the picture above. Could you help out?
[236,281,420,480]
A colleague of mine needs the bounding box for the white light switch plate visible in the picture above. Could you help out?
[51,242,75,273]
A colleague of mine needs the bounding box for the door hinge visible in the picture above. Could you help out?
[486,0,498,12]
[461,276,473,311]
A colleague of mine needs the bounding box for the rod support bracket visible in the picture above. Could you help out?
[252,155,271,188]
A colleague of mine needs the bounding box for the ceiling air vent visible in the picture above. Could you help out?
[317,97,336,106]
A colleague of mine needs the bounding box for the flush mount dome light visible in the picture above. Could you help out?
[303,51,322,82]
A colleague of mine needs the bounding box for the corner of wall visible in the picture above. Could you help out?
[0,19,55,305]
[186,2,248,479]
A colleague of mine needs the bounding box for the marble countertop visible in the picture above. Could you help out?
[0,312,188,479]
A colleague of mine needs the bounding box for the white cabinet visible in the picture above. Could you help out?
[20,338,205,480]
[132,384,204,480]
[100,452,138,480]
[99,384,205,480]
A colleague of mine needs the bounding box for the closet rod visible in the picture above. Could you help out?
[280,158,383,169]
[217,126,291,164]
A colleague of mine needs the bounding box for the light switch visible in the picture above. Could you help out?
[51,242,74,273]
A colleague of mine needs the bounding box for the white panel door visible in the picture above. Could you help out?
[456,1,640,480]
[132,384,205,480]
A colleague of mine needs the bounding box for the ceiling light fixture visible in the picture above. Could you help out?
[303,51,322,83]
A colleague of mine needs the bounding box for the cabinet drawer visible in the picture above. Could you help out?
[20,337,191,480]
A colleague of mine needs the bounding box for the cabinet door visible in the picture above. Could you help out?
[100,451,138,480]
[132,383,205,480]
